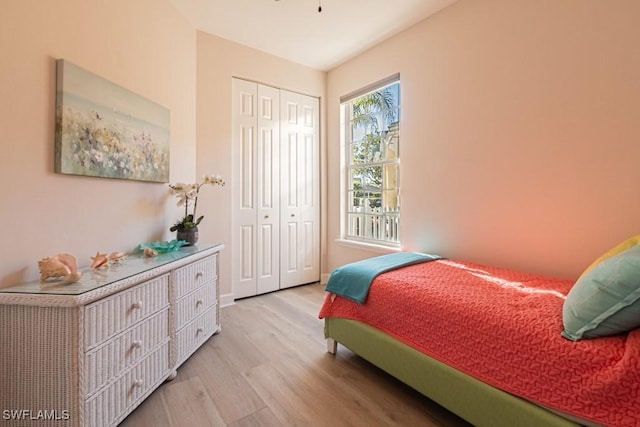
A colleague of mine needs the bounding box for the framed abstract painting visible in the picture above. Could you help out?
[54,59,170,183]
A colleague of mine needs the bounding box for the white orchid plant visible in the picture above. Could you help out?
[169,174,225,232]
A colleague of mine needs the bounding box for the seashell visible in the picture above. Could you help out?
[90,252,109,269]
[39,257,71,281]
[143,247,158,257]
[56,253,79,274]
[107,251,127,263]
[38,253,82,284]
[62,271,82,284]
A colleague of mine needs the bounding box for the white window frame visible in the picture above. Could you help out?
[340,74,401,249]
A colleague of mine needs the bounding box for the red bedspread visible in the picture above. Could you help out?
[319,259,640,427]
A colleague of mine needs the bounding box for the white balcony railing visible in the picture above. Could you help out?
[348,207,399,244]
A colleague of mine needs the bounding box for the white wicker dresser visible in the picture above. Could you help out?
[0,243,223,427]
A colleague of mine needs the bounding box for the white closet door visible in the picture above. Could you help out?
[280,91,320,289]
[232,78,258,299]
[232,79,281,299]
[256,85,280,295]
[232,79,319,298]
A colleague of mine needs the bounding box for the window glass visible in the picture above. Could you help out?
[342,80,400,246]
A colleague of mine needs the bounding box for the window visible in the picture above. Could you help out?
[341,76,400,247]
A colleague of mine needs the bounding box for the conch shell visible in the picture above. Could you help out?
[90,252,109,269]
[38,253,82,284]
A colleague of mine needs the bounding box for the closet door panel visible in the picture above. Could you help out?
[232,79,258,299]
[280,91,320,288]
[256,85,280,295]
[240,225,254,281]
[240,126,254,209]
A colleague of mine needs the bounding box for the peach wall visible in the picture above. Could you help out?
[195,32,325,302]
[4,0,638,296]
[326,0,640,279]
[0,0,196,288]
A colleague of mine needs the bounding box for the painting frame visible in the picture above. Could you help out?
[54,59,170,183]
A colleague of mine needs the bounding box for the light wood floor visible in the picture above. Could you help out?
[120,283,471,427]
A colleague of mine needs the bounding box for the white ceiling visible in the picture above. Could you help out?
[169,0,457,71]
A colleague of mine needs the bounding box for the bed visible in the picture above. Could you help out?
[319,249,640,427]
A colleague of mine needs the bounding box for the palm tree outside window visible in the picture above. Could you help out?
[341,75,400,247]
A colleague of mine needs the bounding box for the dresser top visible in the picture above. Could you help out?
[0,243,223,297]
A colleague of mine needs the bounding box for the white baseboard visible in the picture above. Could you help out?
[220,293,235,308]
[320,273,330,285]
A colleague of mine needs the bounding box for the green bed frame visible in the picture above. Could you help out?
[324,318,583,427]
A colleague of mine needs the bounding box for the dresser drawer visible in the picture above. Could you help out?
[84,274,169,350]
[175,281,217,331]
[172,255,217,298]
[85,308,169,397]
[85,342,170,427]
[175,305,218,366]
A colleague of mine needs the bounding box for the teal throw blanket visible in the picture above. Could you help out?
[326,252,442,304]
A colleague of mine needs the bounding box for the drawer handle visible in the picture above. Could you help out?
[196,327,204,334]
[196,299,204,306]
[132,340,143,349]
[195,272,203,280]
[133,379,144,388]
[132,301,143,310]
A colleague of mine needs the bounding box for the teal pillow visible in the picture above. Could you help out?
[562,245,640,341]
